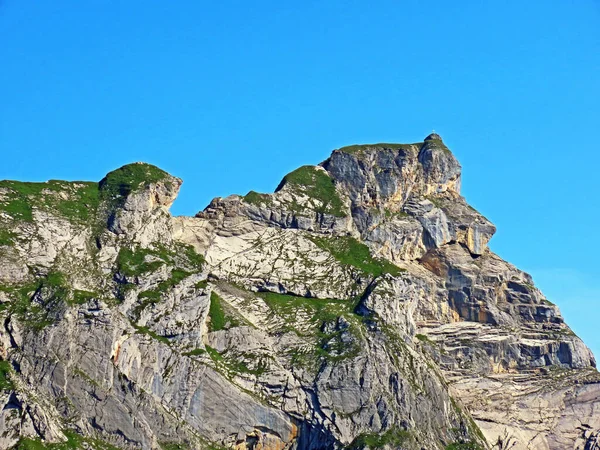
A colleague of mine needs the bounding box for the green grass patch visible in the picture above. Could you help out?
[70,289,97,306]
[228,358,267,376]
[423,138,452,155]
[0,360,14,391]
[309,235,404,277]
[205,345,267,377]
[99,163,172,207]
[49,183,99,222]
[338,143,421,156]
[44,272,96,307]
[0,228,16,246]
[41,272,71,302]
[120,244,203,315]
[258,291,364,367]
[159,444,189,450]
[182,348,206,357]
[243,191,273,207]
[138,289,162,302]
[116,247,165,277]
[205,345,224,362]
[132,323,171,344]
[1,273,99,329]
[1,280,55,331]
[276,165,347,217]
[117,244,204,279]
[0,198,32,222]
[45,272,65,285]
[15,430,122,450]
[208,292,226,331]
[140,269,191,298]
[134,268,193,317]
[258,291,350,322]
[207,291,247,332]
[178,243,205,269]
[195,280,208,289]
[347,427,413,449]
[169,269,191,285]
[0,180,100,223]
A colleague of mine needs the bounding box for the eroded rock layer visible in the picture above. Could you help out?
[0,137,597,450]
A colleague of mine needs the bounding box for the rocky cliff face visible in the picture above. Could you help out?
[0,137,597,450]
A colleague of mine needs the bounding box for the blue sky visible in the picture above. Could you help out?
[1,1,599,358]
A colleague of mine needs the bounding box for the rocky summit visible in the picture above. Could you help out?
[0,135,598,450]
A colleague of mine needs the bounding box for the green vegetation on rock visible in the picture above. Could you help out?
[159,443,189,450]
[258,291,364,368]
[118,243,204,314]
[195,280,208,289]
[131,323,171,344]
[137,269,191,302]
[182,348,206,357]
[449,397,487,445]
[0,272,102,330]
[0,180,100,223]
[347,427,413,449]
[1,281,54,330]
[276,165,347,217]
[0,228,16,246]
[309,235,404,277]
[116,247,165,277]
[180,244,205,269]
[423,137,452,155]
[71,289,97,306]
[99,163,171,206]
[43,272,99,307]
[117,243,203,279]
[207,291,244,332]
[0,360,14,391]
[258,291,351,326]
[15,430,122,450]
[208,292,226,331]
[242,190,273,207]
[338,143,421,156]
[205,345,267,377]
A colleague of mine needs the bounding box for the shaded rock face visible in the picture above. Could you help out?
[0,140,597,450]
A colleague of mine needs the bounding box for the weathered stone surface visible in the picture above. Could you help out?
[0,137,597,450]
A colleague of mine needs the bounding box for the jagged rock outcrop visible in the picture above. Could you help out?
[0,136,597,450]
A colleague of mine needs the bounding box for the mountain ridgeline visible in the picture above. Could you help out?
[0,135,598,450]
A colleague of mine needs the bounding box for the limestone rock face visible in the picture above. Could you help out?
[0,138,597,450]
[103,162,183,246]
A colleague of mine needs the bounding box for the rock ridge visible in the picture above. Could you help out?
[0,138,597,450]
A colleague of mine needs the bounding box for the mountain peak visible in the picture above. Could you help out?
[0,138,597,450]
[425,132,443,141]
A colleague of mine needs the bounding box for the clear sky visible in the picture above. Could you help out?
[1,1,599,358]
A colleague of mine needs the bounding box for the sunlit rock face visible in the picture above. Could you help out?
[0,137,597,450]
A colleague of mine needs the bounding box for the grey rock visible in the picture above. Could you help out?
[0,138,597,450]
